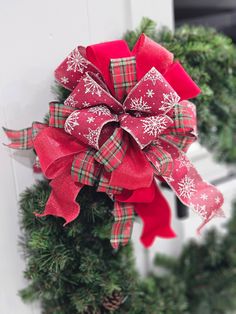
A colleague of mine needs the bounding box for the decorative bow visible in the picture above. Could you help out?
[4,34,224,249]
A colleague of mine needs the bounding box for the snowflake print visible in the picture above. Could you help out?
[146,89,155,98]
[82,101,90,107]
[65,94,78,107]
[64,111,80,134]
[160,92,180,112]
[200,193,208,201]
[144,67,163,85]
[66,47,88,73]
[87,117,95,124]
[178,175,196,199]
[141,115,169,137]
[176,153,192,171]
[130,97,151,112]
[190,203,207,219]
[88,105,111,116]
[84,127,101,149]
[215,196,221,204]
[83,74,102,97]
[61,76,69,84]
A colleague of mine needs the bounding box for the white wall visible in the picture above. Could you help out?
[0,1,174,313]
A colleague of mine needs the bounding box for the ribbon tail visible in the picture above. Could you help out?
[110,201,135,249]
[3,122,46,150]
[35,171,83,225]
[161,141,224,231]
[134,182,176,247]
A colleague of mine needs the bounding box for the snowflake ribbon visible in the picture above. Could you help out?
[4,34,224,248]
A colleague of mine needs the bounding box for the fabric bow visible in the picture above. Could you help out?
[4,34,224,249]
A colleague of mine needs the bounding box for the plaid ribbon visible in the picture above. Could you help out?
[161,102,197,152]
[49,102,75,128]
[71,148,101,186]
[110,56,137,102]
[3,122,46,149]
[94,128,128,172]
[3,102,73,149]
[144,141,173,177]
[110,201,135,249]
[96,168,123,195]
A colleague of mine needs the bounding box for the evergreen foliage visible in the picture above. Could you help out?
[154,203,236,314]
[19,181,137,313]
[124,18,236,163]
[19,180,236,313]
[19,180,188,313]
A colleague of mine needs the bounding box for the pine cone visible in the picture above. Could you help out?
[102,291,124,312]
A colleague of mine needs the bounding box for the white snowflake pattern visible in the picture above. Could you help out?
[141,115,169,137]
[176,153,192,171]
[87,117,95,124]
[160,92,180,112]
[61,76,69,84]
[190,203,207,219]
[200,193,208,201]
[146,89,155,98]
[84,127,101,149]
[144,67,163,85]
[130,97,151,112]
[88,105,111,116]
[65,95,78,107]
[66,47,88,73]
[83,74,102,97]
[178,175,196,199]
[64,111,80,134]
[82,101,90,107]
[215,196,221,204]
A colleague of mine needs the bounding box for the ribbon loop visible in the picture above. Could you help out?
[64,106,118,149]
[109,56,137,102]
[120,113,173,149]
[64,72,123,114]
[55,46,102,91]
[34,127,86,179]
[124,67,180,116]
